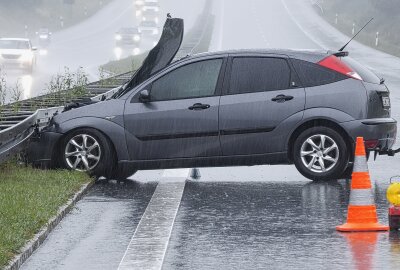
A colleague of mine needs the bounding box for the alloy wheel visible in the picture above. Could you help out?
[300,134,339,173]
[64,134,101,172]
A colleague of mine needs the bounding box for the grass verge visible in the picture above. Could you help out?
[0,162,92,268]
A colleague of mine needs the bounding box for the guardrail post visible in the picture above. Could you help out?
[352,23,355,35]
[376,32,379,47]
[335,13,338,25]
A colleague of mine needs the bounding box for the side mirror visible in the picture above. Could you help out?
[139,89,151,103]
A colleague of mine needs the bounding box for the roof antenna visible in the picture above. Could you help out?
[339,18,374,51]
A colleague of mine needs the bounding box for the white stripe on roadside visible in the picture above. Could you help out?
[118,169,190,270]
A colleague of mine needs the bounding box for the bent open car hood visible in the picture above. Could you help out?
[126,17,184,89]
[64,17,184,111]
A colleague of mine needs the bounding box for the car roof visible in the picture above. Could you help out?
[182,49,333,63]
[0,38,30,42]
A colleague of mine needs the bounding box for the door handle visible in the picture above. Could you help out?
[188,103,211,110]
[271,95,294,103]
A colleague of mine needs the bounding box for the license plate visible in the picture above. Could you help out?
[382,96,391,108]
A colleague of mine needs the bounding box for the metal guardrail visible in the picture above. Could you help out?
[0,1,213,164]
[0,106,64,163]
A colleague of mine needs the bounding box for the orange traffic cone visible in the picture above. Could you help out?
[336,137,389,232]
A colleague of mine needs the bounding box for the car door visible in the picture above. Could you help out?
[124,57,226,160]
[219,55,305,156]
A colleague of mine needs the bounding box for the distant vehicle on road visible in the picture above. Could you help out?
[138,21,159,35]
[142,2,159,12]
[142,9,159,24]
[135,0,144,16]
[36,28,52,46]
[115,27,141,47]
[0,38,36,73]
[28,18,397,181]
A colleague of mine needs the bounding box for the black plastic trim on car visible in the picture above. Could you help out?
[135,126,276,141]
[136,131,219,141]
[220,127,275,135]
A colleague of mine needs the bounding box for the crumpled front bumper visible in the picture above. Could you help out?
[26,131,63,168]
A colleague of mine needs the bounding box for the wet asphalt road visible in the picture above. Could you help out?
[21,179,157,270]
[19,0,400,269]
[21,173,400,270]
[164,180,400,270]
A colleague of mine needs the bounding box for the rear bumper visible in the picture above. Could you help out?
[341,118,397,150]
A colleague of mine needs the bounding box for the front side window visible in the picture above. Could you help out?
[151,59,223,101]
[229,57,291,94]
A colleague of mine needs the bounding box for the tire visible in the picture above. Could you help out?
[60,128,117,178]
[293,126,349,181]
[339,162,354,180]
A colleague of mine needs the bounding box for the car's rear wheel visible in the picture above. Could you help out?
[293,126,349,181]
[60,128,116,179]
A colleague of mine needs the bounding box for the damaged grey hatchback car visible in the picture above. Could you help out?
[28,18,397,181]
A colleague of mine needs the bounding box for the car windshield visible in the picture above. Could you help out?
[120,28,139,34]
[0,40,30,49]
[141,21,156,27]
[144,2,159,6]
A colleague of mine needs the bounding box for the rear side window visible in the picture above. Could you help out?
[151,59,223,101]
[229,57,291,94]
[341,57,381,84]
[291,58,347,87]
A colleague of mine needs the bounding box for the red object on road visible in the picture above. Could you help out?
[389,206,400,230]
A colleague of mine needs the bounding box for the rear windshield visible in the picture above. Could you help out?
[341,57,381,84]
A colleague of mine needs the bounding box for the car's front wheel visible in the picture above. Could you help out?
[60,128,116,178]
[293,126,349,181]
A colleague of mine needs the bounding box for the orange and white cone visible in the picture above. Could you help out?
[336,137,388,232]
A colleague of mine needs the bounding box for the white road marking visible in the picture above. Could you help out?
[118,169,191,270]
[280,0,325,49]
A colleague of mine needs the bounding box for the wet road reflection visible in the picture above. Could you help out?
[163,180,399,270]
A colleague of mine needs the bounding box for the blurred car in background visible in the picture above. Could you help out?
[135,0,144,16]
[142,1,160,12]
[142,9,159,24]
[36,28,52,55]
[138,21,159,35]
[0,38,36,73]
[115,27,141,47]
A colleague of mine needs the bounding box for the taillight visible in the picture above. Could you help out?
[318,55,362,81]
